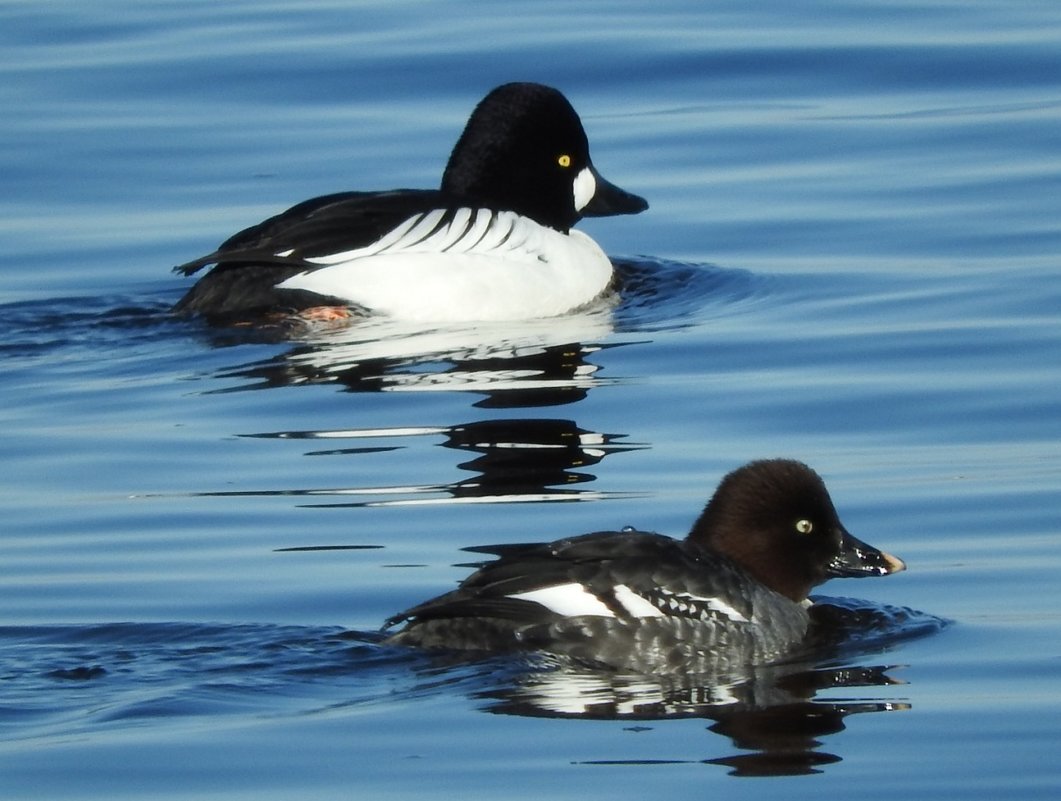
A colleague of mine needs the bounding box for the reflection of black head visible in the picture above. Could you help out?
[705,742,843,777]
[445,419,640,499]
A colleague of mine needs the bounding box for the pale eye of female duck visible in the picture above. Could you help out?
[795,519,814,535]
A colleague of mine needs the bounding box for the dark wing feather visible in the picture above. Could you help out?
[170,263,352,319]
[384,530,686,628]
[174,189,445,276]
[171,189,450,319]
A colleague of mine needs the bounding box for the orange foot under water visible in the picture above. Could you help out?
[297,306,355,322]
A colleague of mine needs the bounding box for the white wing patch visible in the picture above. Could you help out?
[293,208,529,266]
[612,584,666,618]
[507,582,675,620]
[658,591,750,623]
[507,583,614,617]
[505,583,751,623]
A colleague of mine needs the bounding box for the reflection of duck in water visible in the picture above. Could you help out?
[444,419,643,499]
[172,82,646,324]
[234,419,643,508]
[458,595,944,775]
[475,657,912,776]
[215,311,617,407]
[384,460,906,674]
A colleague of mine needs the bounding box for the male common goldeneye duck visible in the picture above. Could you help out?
[171,82,648,324]
[383,459,906,673]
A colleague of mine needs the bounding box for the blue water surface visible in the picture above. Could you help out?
[2,1,1061,798]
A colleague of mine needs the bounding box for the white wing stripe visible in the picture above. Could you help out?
[613,585,666,618]
[505,582,674,620]
[301,208,543,266]
[444,209,503,254]
[507,583,614,618]
[432,208,473,251]
[677,592,749,623]
[475,211,516,252]
[301,211,430,264]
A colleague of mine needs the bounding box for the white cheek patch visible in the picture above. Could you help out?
[572,167,596,212]
[508,583,614,617]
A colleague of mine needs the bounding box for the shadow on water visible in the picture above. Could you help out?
[611,256,764,333]
[0,598,945,776]
[0,295,181,359]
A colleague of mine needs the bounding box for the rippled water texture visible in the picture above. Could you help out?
[2,1,1061,799]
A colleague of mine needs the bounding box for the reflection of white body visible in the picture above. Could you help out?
[252,305,621,508]
[287,302,616,394]
[278,208,614,322]
[493,667,745,715]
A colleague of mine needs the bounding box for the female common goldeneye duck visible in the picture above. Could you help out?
[383,459,906,673]
[171,82,648,324]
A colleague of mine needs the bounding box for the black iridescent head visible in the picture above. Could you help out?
[690,459,906,601]
[441,82,648,232]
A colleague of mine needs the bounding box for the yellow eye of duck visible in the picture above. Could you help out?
[557,154,572,168]
[795,519,814,535]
